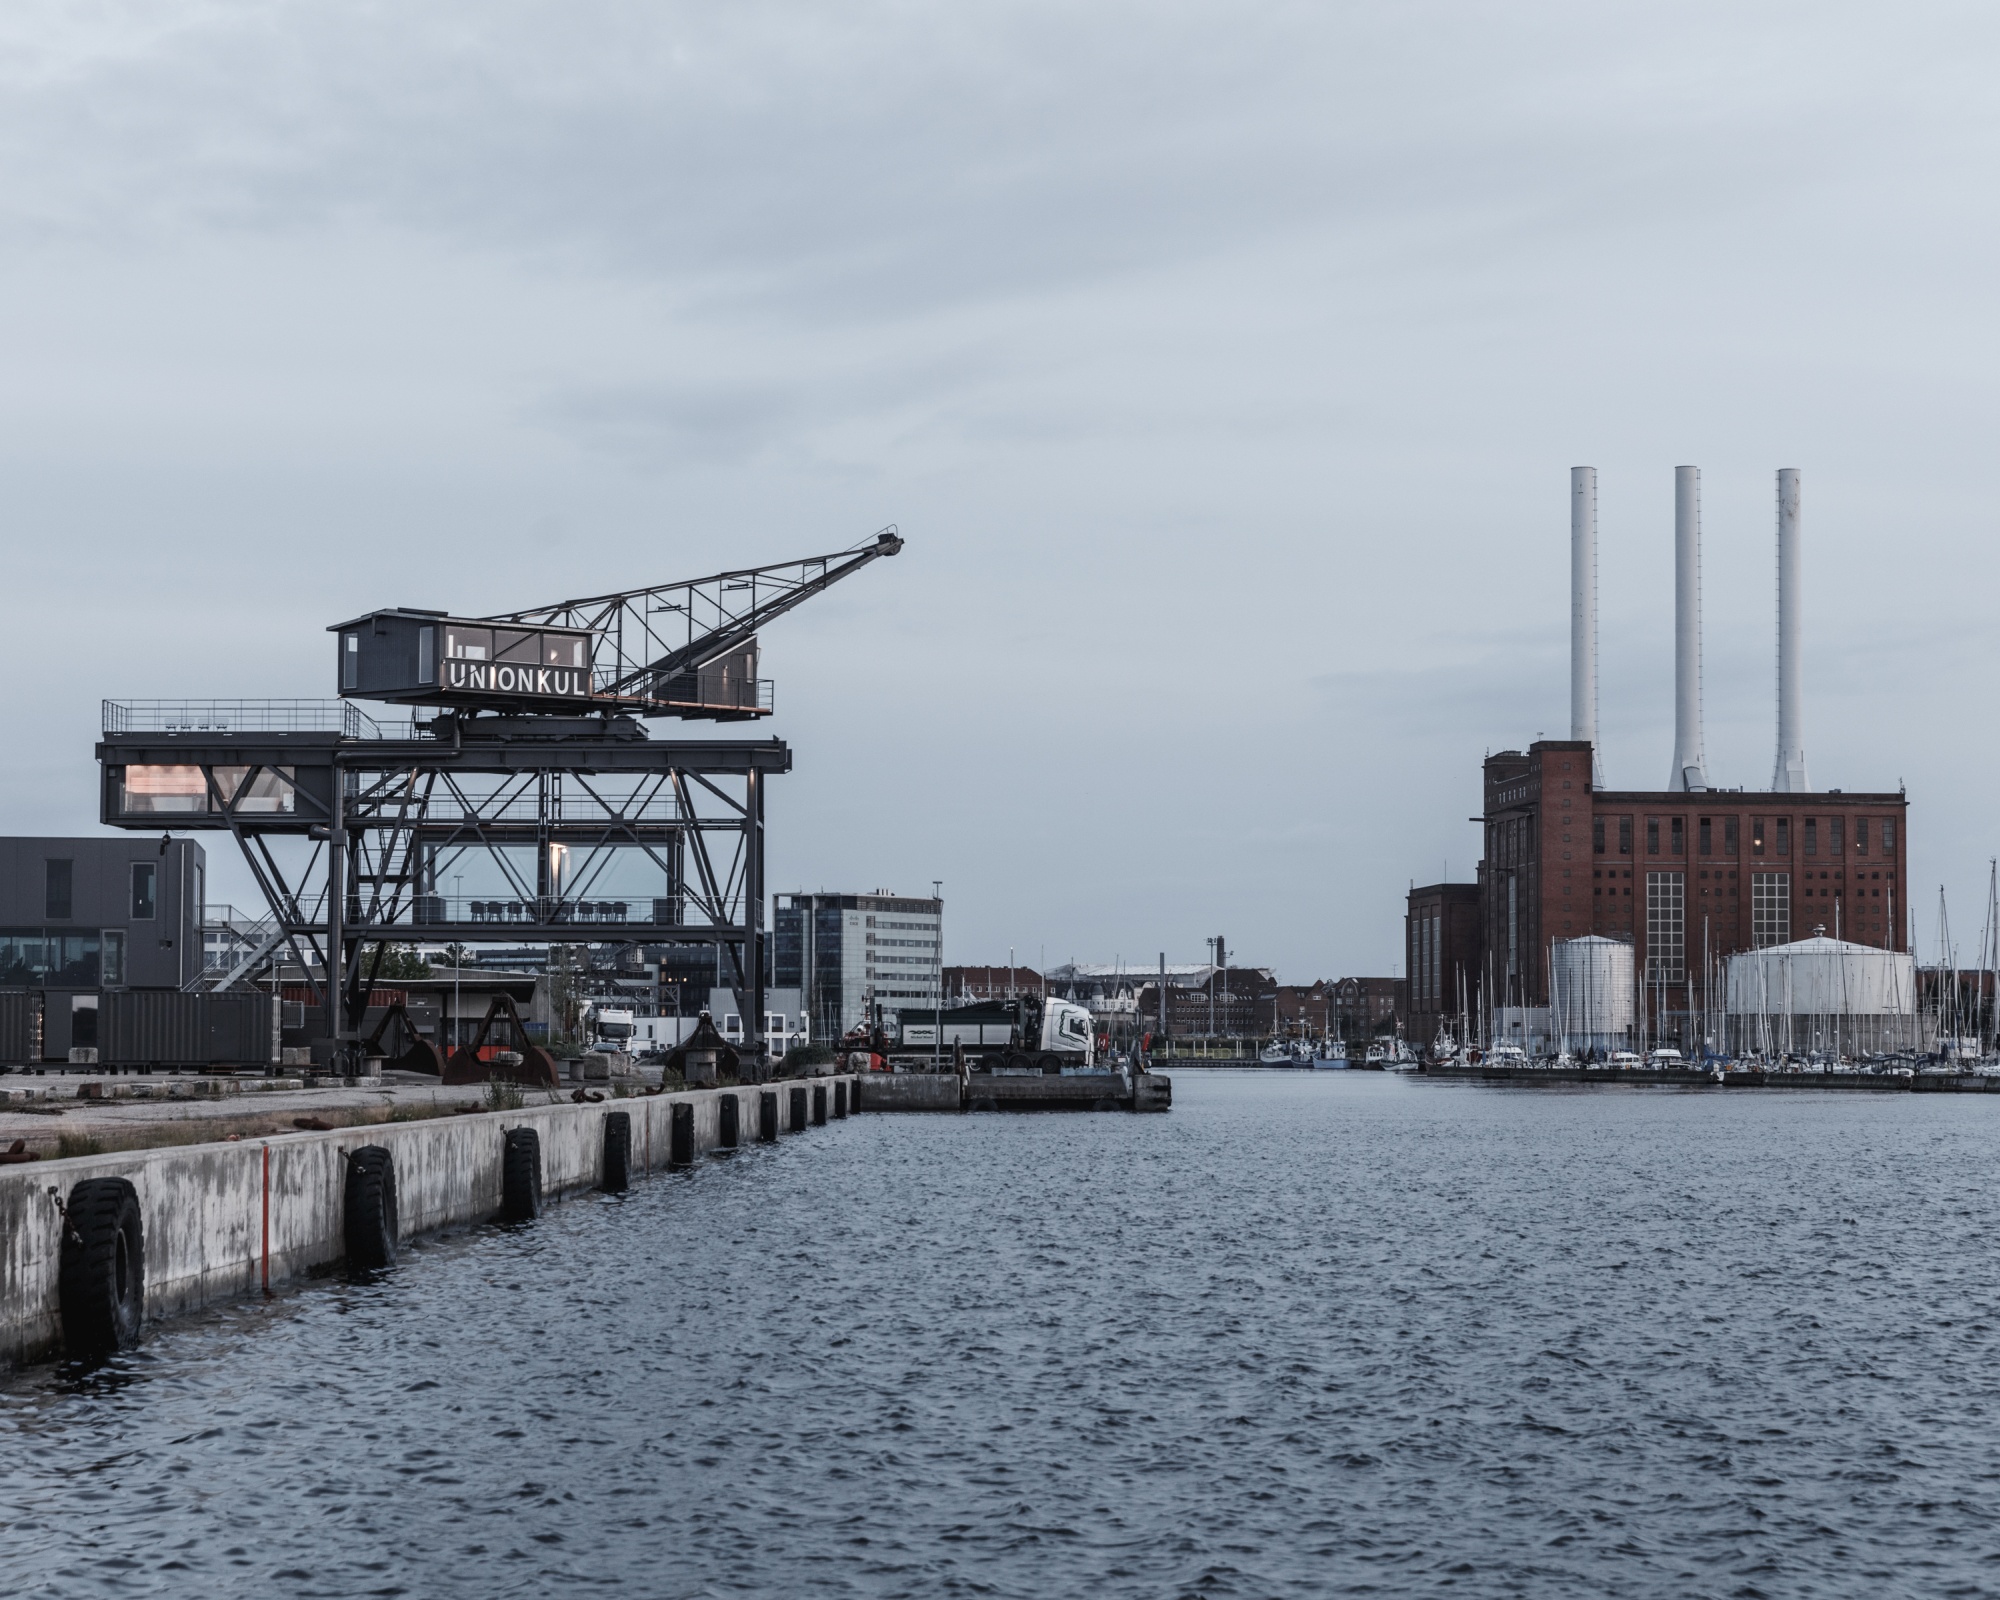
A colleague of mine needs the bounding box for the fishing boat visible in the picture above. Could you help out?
[1258,1039,1296,1064]
[1314,1037,1349,1069]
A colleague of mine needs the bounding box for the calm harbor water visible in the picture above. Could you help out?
[5,1072,2000,1598]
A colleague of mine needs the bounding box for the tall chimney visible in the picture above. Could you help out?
[1570,467,1598,785]
[1773,467,1809,791]
[1669,465,1707,791]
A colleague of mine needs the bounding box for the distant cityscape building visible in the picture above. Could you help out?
[774,891,941,1040]
[944,965,1045,1001]
[1329,977,1404,1040]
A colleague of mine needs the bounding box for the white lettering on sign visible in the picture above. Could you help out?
[445,660,587,698]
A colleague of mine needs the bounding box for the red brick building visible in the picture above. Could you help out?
[1482,739,1908,1017]
[1405,882,1483,1046]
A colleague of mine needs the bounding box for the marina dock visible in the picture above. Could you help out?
[1426,1062,2000,1092]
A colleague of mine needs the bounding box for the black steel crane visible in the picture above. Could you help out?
[332,528,904,720]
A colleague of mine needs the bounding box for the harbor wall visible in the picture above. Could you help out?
[0,1075,856,1371]
[857,1074,964,1111]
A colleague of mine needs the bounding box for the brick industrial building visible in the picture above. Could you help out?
[1477,739,1906,1010]
[1405,466,1913,1050]
[1404,882,1482,1049]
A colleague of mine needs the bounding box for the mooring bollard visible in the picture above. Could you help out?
[789,1085,808,1132]
[670,1101,695,1167]
[759,1090,778,1142]
[719,1092,740,1149]
[601,1111,632,1193]
[812,1084,827,1125]
[833,1080,848,1118]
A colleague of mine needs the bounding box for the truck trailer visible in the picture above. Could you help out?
[895,994,1096,1073]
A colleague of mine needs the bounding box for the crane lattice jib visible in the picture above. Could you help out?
[484,528,903,705]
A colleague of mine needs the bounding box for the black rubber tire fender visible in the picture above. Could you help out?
[59,1176,144,1359]
[343,1145,398,1270]
[501,1126,542,1222]
[601,1111,631,1193]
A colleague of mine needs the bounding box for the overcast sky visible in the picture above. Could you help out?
[4,2,1998,979]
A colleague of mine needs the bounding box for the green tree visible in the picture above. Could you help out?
[370,942,433,979]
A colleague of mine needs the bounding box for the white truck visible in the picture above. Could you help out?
[896,994,1097,1073]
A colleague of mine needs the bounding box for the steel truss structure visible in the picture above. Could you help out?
[98,530,903,1074]
[97,707,785,1072]
[483,528,902,717]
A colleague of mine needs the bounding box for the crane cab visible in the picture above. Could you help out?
[331,610,598,711]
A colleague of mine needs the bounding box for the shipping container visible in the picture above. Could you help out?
[0,992,42,1065]
[99,990,280,1069]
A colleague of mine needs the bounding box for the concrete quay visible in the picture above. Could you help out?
[856,1069,1172,1113]
[0,1074,858,1370]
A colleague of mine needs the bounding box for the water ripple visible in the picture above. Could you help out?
[4,1073,2000,1597]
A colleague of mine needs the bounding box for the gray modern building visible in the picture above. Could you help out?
[0,836,206,992]
[773,891,941,1041]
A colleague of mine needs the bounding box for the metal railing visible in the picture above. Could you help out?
[404,895,684,928]
[102,700,420,739]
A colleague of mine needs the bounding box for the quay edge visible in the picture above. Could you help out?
[855,1068,1172,1113]
[0,1075,858,1372]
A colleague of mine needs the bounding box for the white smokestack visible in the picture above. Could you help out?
[1773,467,1809,792]
[1669,465,1707,791]
[1570,467,1598,783]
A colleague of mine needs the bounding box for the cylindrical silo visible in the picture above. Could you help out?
[1725,935,1915,1057]
[1550,935,1636,1056]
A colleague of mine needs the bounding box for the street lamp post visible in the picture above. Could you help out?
[1207,937,1216,1039]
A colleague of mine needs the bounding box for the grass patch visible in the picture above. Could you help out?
[483,1079,526,1112]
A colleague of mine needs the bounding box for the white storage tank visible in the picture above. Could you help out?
[1549,935,1636,1054]
[1725,935,1916,1056]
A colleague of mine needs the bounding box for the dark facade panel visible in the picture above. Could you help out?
[0,837,205,990]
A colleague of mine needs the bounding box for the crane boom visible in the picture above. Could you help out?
[329,527,904,721]
[489,527,903,702]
